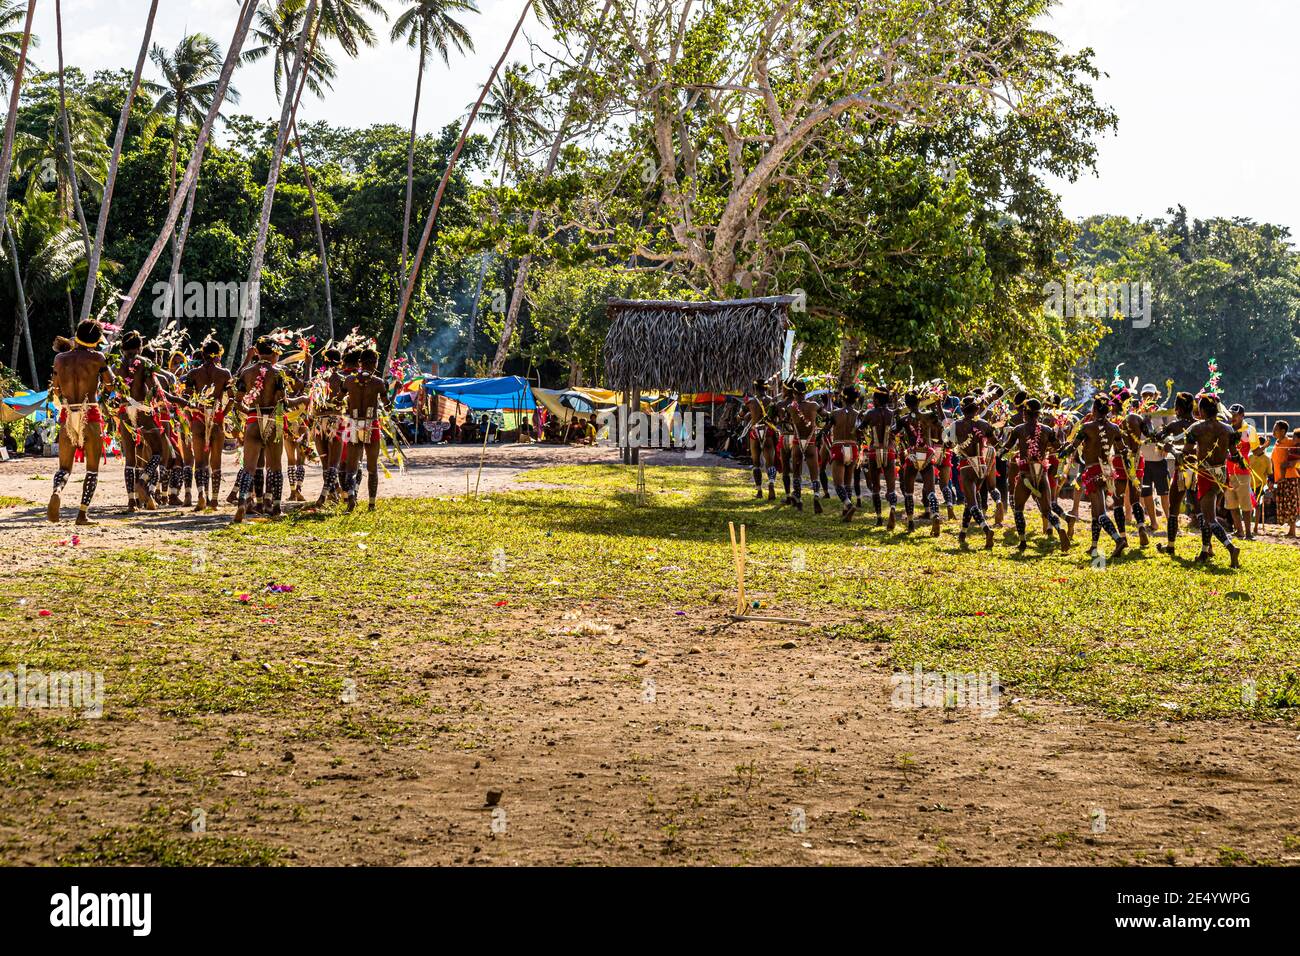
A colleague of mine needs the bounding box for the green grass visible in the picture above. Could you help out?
[1,463,1298,724]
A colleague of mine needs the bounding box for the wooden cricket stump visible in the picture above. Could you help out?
[635,462,647,506]
[726,521,810,625]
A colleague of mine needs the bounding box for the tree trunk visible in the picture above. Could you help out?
[490,0,613,374]
[116,0,257,329]
[6,221,38,386]
[230,0,320,360]
[400,33,426,292]
[55,0,92,257]
[166,97,182,312]
[0,0,37,236]
[293,120,334,339]
[385,0,534,375]
[160,173,199,331]
[79,0,162,324]
[465,250,491,337]
[837,334,860,387]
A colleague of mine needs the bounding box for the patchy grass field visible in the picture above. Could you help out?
[2,464,1299,866]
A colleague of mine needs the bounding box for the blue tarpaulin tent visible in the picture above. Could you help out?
[424,376,536,411]
[1,390,56,424]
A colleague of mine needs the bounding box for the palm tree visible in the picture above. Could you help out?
[491,0,613,374]
[244,0,337,99]
[467,63,543,335]
[13,96,110,215]
[3,193,86,385]
[79,0,162,324]
[385,0,535,373]
[114,0,259,329]
[391,0,477,289]
[244,0,339,337]
[54,0,91,257]
[0,0,36,91]
[234,0,390,356]
[149,33,238,322]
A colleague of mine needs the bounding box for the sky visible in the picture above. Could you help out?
[33,0,1300,236]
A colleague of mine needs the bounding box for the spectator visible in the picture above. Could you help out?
[1271,420,1299,538]
[1249,440,1271,537]
[24,427,43,457]
[1225,404,1254,538]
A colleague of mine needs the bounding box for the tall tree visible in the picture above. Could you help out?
[490,0,612,373]
[0,0,36,382]
[469,61,543,341]
[55,0,91,256]
[385,0,534,372]
[116,0,260,328]
[78,0,161,324]
[149,32,237,324]
[390,0,477,290]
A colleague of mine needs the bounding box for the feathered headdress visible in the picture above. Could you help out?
[1198,357,1222,398]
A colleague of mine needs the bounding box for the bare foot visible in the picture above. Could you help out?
[75,512,94,526]
[232,505,246,524]
[46,494,61,523]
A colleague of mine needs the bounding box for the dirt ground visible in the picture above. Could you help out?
[3,445,1300,865]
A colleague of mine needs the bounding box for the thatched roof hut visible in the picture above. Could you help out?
[603,295,794,394]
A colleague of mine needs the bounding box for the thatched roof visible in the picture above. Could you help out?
[604,295,794,393]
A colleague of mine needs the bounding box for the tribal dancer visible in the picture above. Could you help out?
[1153,391,1196,556]
[281,359,313,503]
[1180,393,1243,567]
[148,341,187,507]
[1135,384,1171,538]
[47,320,113,524]
[894,386,945,536]
[952,395,996,549]
[166,347,195,506]
[341,343,388,512]
[862,388,897,528]
[1070,396,1128,560]
[1113,388,1152,547]
[311,345,347,506]
[827,385,862,521]
[115,331,167,511]
[776,379,797,505]
[232,336,307,522]
[1003,398,1071,552]
[744,380,779,500]
[784,379,824,514]
[183,334,232,511]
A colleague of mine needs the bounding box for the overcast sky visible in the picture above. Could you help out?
[36,0,1300,236]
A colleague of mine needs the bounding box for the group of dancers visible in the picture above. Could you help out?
[742,373,1264,568]
[44,318,394,526]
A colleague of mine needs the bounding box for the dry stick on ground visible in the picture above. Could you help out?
[727,521,810,626]
[383,0,535,375]
[78,0,162,327]
[115,0,259,329]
